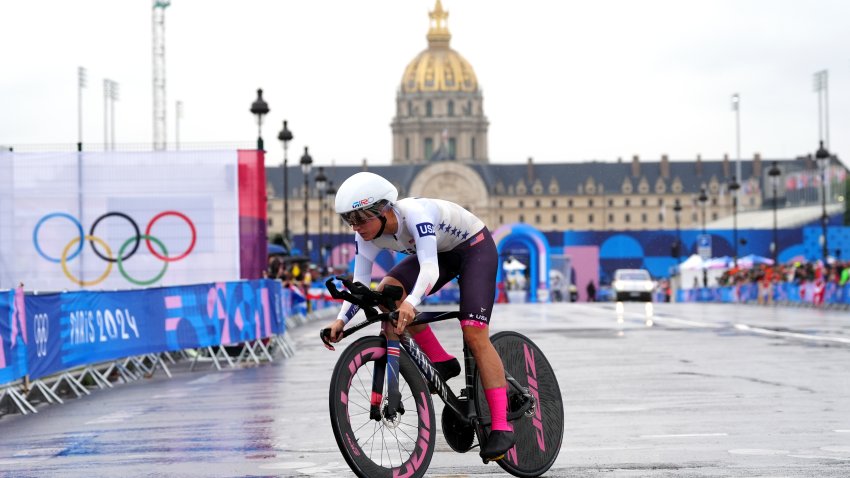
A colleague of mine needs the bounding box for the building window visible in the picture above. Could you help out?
[552,214,557,223]
[692,213,698,222]
[712,212,718,221]
[426,100,433,117]
[568,199,573,207]
[519,200,524,207]
[625,198,631,206]
[405,138,410,160]
[535,199,541,207]
[499,215,503,223]
[408,100,413,116]
[268,218,273,226]
[588,214,594,223]
[588,199,594,207]
[608,198,614,207]
[658,198,664,206]
[641,213,647,223]
[449,138,456,159]
[658,213,664,222]
[711,198,718,206]
[551,199,557,207]
[471,137,476,160]
[568,214,574,223]
[641,198,647,206]
[425,138,434,160]
[625,213,631,223]
[467,100,472,116]
[498,199,503,207]
[608,213,614,223]
[448,100,454,117]
[535,214,541,224]
[519,214,525,223]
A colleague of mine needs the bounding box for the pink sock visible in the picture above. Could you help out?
[412,326,454,363]
[485,386,511,432]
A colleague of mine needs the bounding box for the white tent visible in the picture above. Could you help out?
[678,254,729,289]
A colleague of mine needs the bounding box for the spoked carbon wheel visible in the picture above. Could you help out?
[329,336,436,478]
[474,331,564,477]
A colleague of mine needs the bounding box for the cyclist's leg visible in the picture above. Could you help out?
[455,228,516,458]
[380,257,461,377]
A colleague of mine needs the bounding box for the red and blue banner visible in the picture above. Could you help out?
[5,279,284,382]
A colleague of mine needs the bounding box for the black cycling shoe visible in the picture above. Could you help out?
[479,430,516,461]
[429,358,461,393]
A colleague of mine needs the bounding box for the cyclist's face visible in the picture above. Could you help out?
[350,214,381,239]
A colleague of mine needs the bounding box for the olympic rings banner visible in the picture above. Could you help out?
[19,279,284,381]
[0,150,251,291]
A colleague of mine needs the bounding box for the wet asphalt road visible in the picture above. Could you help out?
[1,301,849,477]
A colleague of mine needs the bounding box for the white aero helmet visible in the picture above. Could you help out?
[335,172,398,225]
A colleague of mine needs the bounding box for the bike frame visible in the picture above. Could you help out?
[321,277,533,431]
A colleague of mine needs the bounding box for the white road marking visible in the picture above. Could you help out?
[641,432,727,438]
[728,448,789,455]
[188,373,233,384]
[734,324,850,344]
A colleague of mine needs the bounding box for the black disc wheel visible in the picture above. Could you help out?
[474,331,564,477]
[329,336,436,478]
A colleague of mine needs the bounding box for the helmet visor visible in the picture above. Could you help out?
[339,203,385,227]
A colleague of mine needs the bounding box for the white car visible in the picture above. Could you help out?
[612,269,654,302]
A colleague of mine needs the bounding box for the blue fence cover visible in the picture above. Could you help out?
[22,279,284,381]
[0,288,28,385]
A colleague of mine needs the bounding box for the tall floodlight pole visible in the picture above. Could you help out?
[813,70,830,148]
[77,67,87,152]
[731,93,742,208]
[103,79,109,149]
[152,0,171,151]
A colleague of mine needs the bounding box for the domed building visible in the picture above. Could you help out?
[391,0,489,164]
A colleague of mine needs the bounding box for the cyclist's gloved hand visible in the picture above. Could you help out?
[322,319,346,351]
[394,301,416,335]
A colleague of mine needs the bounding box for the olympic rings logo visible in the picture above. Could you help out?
[33,211,197,287]
[34,313,49,358]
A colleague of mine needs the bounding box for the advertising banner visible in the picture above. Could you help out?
[24,279,284,381]
[0,288,29,386]
[0,151,241,291]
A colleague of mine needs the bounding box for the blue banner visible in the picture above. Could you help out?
[24,279,284,381]
[0,288,29,385]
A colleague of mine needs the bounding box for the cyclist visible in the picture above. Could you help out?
[323,171,515,459]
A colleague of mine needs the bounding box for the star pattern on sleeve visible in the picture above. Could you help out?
[461,231,469,240]
[439,221,447,231]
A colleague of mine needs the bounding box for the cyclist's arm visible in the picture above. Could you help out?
[337,234,380,324]
[403,202,440,309]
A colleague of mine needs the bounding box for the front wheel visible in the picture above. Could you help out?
[329,336,436,478]
[474,331,564,478]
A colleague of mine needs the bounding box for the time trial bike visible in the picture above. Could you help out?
[320,276,564,478]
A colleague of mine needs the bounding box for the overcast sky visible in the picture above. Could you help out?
[2,0,849,168]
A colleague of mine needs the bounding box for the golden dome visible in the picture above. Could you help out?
[401,0,478,94]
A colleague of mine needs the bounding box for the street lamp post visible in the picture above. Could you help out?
[278,120,293,243]
[314,166,328,274]
[768,161,781,263]
[816,140,831,262]
[673,199,683,264]
[300,147,313,259]
[728,176,740,267]
[698,187,709,287]
[250,88,269,151]
[325,180,336,272]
